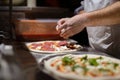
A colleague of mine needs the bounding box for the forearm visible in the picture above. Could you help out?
[78,10,85,14]
[84,1,120,27]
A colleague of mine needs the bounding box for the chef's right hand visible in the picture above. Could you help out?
[56,13,88,39]
[56,18,70,33]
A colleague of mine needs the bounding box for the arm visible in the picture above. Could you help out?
[84,1,120,27]
[57,1,120,39]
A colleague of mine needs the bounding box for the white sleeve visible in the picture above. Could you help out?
[74,1,84,14]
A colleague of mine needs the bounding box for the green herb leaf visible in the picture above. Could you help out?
[82,67,89,74]
[113,63,119,69]
[62,56,75,65]
[88,58,99,66]
[97,56,103,60]
[72,65,81,71]
[81,55,88,61]
[72,65,88,75]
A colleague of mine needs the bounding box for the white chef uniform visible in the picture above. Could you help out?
[83,0,120,58]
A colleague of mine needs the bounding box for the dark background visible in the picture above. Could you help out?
[0,0,89,46]
[37,0,81,11]
[37,0,89,46]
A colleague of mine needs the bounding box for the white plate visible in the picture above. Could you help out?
[25,40,82,54]
[39,52,120,80]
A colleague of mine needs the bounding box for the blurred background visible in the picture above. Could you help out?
[0,0,89,45]
[0,0,89,80]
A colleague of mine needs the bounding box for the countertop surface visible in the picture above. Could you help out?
[0,41,110,80]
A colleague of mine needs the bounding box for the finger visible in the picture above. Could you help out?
[60,33,71,39]
[62,26,83,38]
[57,20,66,32]
[56,25,59,31]
[60,33,69,39]
[56,23,67,32]
[63,36,69,39]
[60,27,73,38]
[58,22,68,32]
[62,26,80,39]
[60,28,66,34]
[56,24,67,34]
[55,25,61,34]
[57,18,66,26]
[57,18,69,25]
[60,30,73,39]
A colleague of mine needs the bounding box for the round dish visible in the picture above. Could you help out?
[39,53,120,80]
[26,40,82,54]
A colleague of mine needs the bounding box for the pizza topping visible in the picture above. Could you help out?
[57,64,65,72]
[58,41,67,46]
[62,56,76,65]
[88,58,99,66]
[113,63,119,69]
[27,40,82,52]
[72,65,81,71]
[72,64,88,75]
[41,43,55,51]
[29,43,42,49]
[66,43,76,49]
[44,54,120,78]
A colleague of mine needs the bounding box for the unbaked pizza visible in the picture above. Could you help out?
[26,40,82,53]
[44,54,120,80]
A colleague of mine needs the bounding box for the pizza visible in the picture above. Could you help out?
[44,54,120,80]
[26,40,82,53]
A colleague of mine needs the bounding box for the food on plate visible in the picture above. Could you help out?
[44,54,120,80]
[26,40,82,53]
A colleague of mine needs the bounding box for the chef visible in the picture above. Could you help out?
[56,0,120,58]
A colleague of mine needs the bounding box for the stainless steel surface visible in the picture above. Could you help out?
[0,43,25,80]
[0,41,112,80]
[0,42,38,80]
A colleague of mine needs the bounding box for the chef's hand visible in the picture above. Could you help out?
[56,14,87,39]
